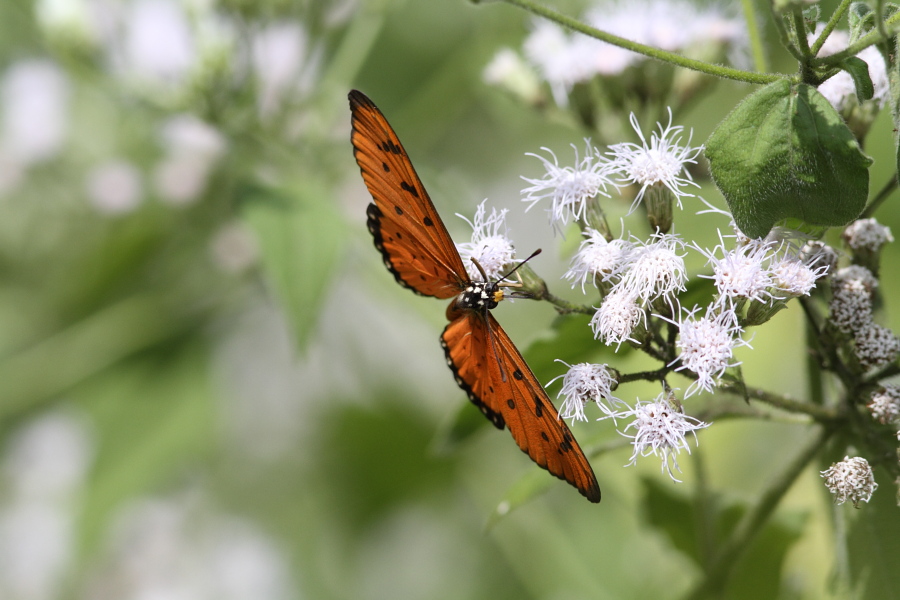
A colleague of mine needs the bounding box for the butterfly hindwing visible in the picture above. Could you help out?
[350,90,467,299]
[441,308,601,503]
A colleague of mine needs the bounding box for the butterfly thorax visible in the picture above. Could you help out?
[454,281,503,312]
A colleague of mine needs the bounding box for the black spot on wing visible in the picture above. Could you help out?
[506,399,515,409]
[423,216,434,227]
[400,181,420,198]
[533,395,545,418]
[513,369,524,380]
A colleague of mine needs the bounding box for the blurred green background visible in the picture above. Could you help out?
[0,0,899,598]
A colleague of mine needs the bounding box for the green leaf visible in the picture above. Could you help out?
[641,477,807,598]
[486,468,556,528]
[241,182,346,353]
[848,2,875,42]
[840,57,875,102]
[706,80,872,239]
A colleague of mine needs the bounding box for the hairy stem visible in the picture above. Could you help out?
[491,0,785,85]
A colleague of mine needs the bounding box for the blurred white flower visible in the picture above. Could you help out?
[812,27,889,110]
[252,22,309,116]
[842,217,893,253]
[455,200,516,281]
[88,495,295,600]
[210,222,260,273]
[154,114,226,205]
[1,59,70,165]
[0,410,94,600]
[3,410,94,502]
[86,159,143,215]
[118,0,196,91]
[867,386,900,425]
[0,504,74,600]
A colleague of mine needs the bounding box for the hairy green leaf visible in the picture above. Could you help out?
[707,80,871,238]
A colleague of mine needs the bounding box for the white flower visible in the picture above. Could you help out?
[548,361,624,422]
[821,456,878,508]
[842,217,893,253]
[674,305,747,397]
[455,200,516,281]
[86,159,143,215]
[829,279,873,335]
[768,255,822,297]
[563,229,634,293]
[799,241,838,278]
[620,393,710,482]
[521,141,616,231]
[615,232,687,310]
[608,109,703,211]
[590,287,644,346]
[867,386,900,425]
[699,241,773,305]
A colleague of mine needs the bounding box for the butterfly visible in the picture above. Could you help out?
[349,90,600,503]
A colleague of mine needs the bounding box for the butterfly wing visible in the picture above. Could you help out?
[350,90,468,299]
[441,307,601,503]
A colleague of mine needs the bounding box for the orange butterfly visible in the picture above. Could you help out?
[349,90,600,503]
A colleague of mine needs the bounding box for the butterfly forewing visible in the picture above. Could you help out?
[441,309,601,503]
[350,90,467,299]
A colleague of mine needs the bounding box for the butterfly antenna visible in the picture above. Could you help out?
[498,248,541,287]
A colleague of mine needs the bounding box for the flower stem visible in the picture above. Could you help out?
[491,0,786,85]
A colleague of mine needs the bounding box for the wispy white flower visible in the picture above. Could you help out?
[608,109,703,211]
[455,200,516,281]
[799,240,838,278]
[698,240,774,305]
[673,305,747,397]
[154,114,226,205]
[590,287,644,346]
[521,141,616,231]
[563,228,634,293]
[821,456,877,508]
[620,393,710,482]
[549,361,624,422]
[768,254,822,297]
[616,232,687,310]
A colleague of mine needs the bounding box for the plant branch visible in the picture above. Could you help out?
[861,174,898,218]
[491,0,785,85]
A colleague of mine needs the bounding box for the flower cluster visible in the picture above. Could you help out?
[821,456,878,508]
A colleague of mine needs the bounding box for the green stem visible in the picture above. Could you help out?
[493,0,785,85]
[809,0,854,57]
[809,12,900,66]
[721,383,842,422]
[741,0,768,73]
[541,290,595,315]
[682,427,833,600]
[861,174,898,218]
[791,8,813,61]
